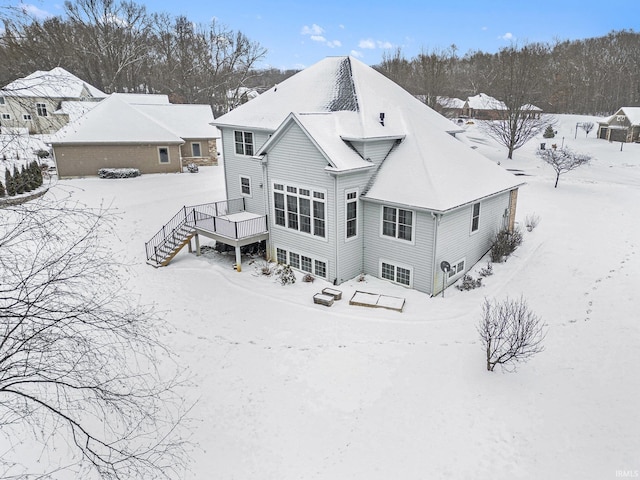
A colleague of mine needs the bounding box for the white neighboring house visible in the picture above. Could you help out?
[147,56,523,295]
[462,93,508,120]
[0,67,107,134]
[51,94,219,177]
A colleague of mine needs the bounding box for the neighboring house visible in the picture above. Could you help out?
[51,94,219,177]
[147,56,522,296]
[597,107,640,143]
[0,67,106,134]
[462,93,508,120]
[436,96,465,118]
[520,103,543,119]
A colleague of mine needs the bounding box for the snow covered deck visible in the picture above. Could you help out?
[192,210,268,243]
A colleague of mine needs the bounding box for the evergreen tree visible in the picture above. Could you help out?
[14,165,24,194]
[6,168,16,196]
[0,178,5,197]
[543,125,555,138]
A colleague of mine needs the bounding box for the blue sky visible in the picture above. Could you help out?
[16,0,640,69]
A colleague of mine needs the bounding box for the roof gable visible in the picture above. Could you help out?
[2,67,107,99]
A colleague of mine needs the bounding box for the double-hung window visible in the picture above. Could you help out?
[471,202,480,233]
[346,190,358,239]
[234,130,254,155]
[382,206,413,242]
[36,103,48,117]
[240,176,251,196]
[273,183,326,239]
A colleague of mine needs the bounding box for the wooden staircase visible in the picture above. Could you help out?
[145,206,198,267]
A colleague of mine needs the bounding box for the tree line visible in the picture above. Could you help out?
[1,0,267,115]
[1,0,638,116]
[377,30,640,115]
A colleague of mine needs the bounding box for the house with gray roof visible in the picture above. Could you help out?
[146,56,522,295]
[51,94,219,177]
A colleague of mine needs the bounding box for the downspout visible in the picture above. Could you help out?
[431,212,441,295]
[261,153,271,260]
[332,171,339,285]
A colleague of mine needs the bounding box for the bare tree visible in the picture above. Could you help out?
[480,43,550,159]
[477,297,546,372]
[536,146,591,188]
[412,45,457,110]
[580,121,595,137]
[0,195,189,479]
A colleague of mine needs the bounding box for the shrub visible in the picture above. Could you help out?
[275,264,296,285]
[302,273,315,283]
[525,213,541,232]
[5,169,16,196]
[0,179,5,197]
[478,261,493,277]
[456,274,483,291]
[98,168,141,179]
[253,260,275,277]
[490,226,523,263]
[542,125,555,138]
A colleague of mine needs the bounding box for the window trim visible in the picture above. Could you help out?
[345,188,359,241]
[191,142,202,157]
[1,113,10,120]
[379,259,413,287]
[470,202,481,234]
[274,247,328,279]
[35,102,48,117]
[272,180,327,241]
[23,113,32,121]
[157,146,170,164]
[447,258,466,283]
[239,175,252,197]
[0,96,5,105]
[380,205,415,245]
[233,130,254,156]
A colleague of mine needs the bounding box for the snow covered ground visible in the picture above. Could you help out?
[14,114,640,478]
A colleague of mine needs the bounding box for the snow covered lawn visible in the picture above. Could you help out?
[35,115,640,478]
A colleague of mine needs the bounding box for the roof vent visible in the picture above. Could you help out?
[379,112,385,126]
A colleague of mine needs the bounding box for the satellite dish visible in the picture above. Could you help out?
[440,261,451,272]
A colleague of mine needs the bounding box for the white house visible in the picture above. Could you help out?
[146,56,523,295]
[0,67,107,134]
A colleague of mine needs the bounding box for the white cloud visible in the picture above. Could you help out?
[301,24,324,36]
[310,35,327,43]
[499,32,514,40]
[327,40,342,48]
[359,39,376,49]
[482,26,488,31]
[359,38,393,50]
[350,50,363,58]
[339,24,345,29]
[20,3,52,19]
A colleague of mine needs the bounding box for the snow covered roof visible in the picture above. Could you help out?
[54,101,100,123]
[220,56,521,212]
[50,95,212,145]
[521,103,543,112]
[466,93,507,111]
[215,56,459,136]
[111,93,171,105]
[437,97,465,109]
[602,107,640,126]
[136,104,219,139]
[1,67,106,99]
